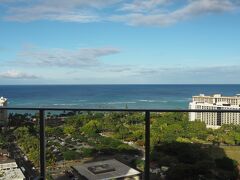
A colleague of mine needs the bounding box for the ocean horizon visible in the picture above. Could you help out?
[0,84,240,109]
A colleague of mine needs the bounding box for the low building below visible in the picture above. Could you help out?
[0,159,25,180]
[71,159,141,180]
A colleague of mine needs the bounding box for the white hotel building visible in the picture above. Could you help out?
[0,97,7,125]
[189,94,240,128]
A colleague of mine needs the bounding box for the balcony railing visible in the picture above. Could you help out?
[1,107,240,180]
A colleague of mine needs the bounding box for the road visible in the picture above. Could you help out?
[8,143,39,179]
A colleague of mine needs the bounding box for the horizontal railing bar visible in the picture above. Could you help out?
[1,107,240,113]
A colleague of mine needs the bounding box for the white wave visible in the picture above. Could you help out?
[158,100,168,103]
[87,102,101,104]
[107,101,136,105]
[86,102,136,105]
[53,103,78,106]
[138,100,168,103]
[139,99,153,102]
[175,99,188,102]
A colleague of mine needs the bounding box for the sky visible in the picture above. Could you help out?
[0,0,240,84]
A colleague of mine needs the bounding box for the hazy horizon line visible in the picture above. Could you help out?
[1,83,240,86]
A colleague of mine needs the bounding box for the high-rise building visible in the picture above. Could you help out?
[0,97,8,125]
[189,94,240,128]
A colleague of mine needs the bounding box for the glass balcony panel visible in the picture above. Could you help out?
[45,111,145,180]
[0,110,40,179]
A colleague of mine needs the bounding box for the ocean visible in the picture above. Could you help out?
[0,84,240,109]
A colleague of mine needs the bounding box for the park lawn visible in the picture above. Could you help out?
[221,146,240,164]
[206,145,240,164]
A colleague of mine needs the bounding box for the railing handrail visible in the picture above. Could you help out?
[1,107,240,113]
[2,106,240,180]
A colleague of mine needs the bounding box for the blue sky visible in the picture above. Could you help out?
[0,0,240,84]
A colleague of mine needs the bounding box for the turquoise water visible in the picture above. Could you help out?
[0,85,240,109]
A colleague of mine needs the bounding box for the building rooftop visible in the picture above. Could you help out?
[0,97,7,105]
[193,94,240,98]
[0,161,25,180]
[0,168,25,180]
[72,159,141,180]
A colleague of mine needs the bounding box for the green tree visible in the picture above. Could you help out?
[81,120,101,136]
[0,135,7,148]
[63,150,80,160]
[184,121,207,140]
[63,125,76,136]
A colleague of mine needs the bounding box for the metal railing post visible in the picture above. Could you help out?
[39,109,46,179]
[145,111,150,180]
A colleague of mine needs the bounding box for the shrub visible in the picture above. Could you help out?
[63,150,80,160]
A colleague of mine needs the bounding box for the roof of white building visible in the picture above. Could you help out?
[193,94,240,99]
[72,159,141,180]
[0,168,25,180]
[0,97,7,104]
[0,161,25,180]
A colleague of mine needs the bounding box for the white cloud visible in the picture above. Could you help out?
[15,46,120,68]
[97,65,238,83]
[0,0,238,25]
[135,65,240,74]
[6,10,99,23]
[112,0,236,26]
[0,70,38,79]
[119,0,170,12]
[2,0,119,22]
[62,64,240,84]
